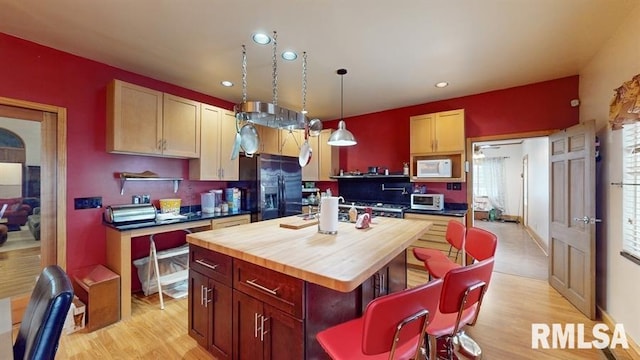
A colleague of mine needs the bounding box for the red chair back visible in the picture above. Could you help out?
[361,278,443,356]
[445,220,466,251]
[438,258,494,322]
[465,227,497,261]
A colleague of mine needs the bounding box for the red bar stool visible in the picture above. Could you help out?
[413,220,465,264]
[425,258,494,360]
[425,227,497,280]
[316,278,443,360]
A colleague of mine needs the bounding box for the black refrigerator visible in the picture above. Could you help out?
[239,154,302,222]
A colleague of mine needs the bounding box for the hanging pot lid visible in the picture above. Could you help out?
[308,118,323,137]
[240,122,260,155]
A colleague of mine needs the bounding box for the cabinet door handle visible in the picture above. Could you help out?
[195,259,219,271]
[246,279,279,295]
[157,139,163,150]
[380,273,386,294]
[200,285,205,306]
[260,316,270,342]
[254,312,260,338]
[206,287,212,307]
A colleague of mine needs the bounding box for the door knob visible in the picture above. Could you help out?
[573,216,602,224]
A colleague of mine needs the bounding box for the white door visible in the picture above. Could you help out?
[549,120,596,319]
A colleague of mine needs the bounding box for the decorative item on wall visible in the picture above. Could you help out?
[609,73,640,130]
[327,69,357,147]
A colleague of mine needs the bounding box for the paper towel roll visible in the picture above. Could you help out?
[318,196,339,234]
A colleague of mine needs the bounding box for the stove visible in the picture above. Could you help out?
[338,201,408,219]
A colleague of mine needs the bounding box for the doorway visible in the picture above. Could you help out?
[466,131,553,279]
[0,97,67,317]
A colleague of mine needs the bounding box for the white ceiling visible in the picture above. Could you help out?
[0,0,637,121]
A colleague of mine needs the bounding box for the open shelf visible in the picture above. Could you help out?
[119,175,183,195]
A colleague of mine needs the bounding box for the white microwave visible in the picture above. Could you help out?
[415,159,452,178]
[411,194,445,211]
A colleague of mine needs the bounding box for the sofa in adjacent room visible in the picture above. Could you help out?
[0,198,32,230]
[28,206,41,240]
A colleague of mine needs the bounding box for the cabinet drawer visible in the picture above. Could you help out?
[234,259,304,318]
[190,246,233,286]
[211,214,250,229]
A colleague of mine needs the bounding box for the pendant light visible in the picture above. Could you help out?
[328,69,357,146]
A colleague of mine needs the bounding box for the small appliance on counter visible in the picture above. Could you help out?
[104,203,157,223]
[410,193,445,211]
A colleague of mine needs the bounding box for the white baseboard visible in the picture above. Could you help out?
[600,306,640,360]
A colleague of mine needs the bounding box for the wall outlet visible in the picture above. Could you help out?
[452,183,462,191]
[446,183,452,190]
[74,197,102,209]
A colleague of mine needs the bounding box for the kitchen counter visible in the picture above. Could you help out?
[186,215,432,292]
[104,211,251,320]
[404,208,467,217]
[103,210,252,231]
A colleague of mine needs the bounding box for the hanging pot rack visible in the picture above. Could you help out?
[234,31,318,132]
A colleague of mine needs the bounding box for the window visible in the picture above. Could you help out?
[622,122,640,263]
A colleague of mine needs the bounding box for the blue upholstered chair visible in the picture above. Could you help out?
[13,265,74,360]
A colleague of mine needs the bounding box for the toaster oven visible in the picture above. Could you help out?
[410,194,445,211]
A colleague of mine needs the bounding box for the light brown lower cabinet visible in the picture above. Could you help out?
[188,245,406,359]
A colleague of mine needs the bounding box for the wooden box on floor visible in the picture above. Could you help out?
[72,264,120,331]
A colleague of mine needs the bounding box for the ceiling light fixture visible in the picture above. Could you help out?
[435,81,449,88]
[281,51,297,61]
[251,32,271,45]
[327,69,357,147]
[220,80,233,87]
[235,31,310,131]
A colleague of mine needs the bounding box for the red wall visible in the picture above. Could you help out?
[0,32,579,274]
[325,76,579,202]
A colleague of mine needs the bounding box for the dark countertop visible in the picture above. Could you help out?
[403,208,467,217]
[103,210,252,231]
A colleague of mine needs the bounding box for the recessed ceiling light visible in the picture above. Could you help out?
[281,51,297,61]
[435,81,449,88]
[252,32,271,45]
[221,80,233,87]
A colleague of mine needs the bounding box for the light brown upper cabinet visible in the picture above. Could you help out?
[107,79,201,158]
[409,109,466,182]
[256,125,280,154]
[303,129,338,181]
[189,105,239,181]
[280,129,302,158]
[410,109,465,154]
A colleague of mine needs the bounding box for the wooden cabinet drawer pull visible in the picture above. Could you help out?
[246,279,279,295]
[195,259,219,271]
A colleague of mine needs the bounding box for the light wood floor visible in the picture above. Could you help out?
[0,246,40,299]
[11,221,636,359]
[46,271,634,359]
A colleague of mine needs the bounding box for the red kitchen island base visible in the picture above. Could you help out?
[186,216,432,360]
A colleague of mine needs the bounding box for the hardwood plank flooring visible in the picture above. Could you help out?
[0,246,40,299]
[47,272,635,359]
[475,220,548,280]
[12,221,635,359]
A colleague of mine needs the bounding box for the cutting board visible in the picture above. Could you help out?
[279,217,319,229]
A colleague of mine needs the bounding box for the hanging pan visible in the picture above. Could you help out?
[299,127,312,167]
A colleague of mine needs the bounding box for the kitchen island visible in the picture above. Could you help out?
[186,215,432,360]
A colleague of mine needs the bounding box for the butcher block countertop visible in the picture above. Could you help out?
[186,215,432,292]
